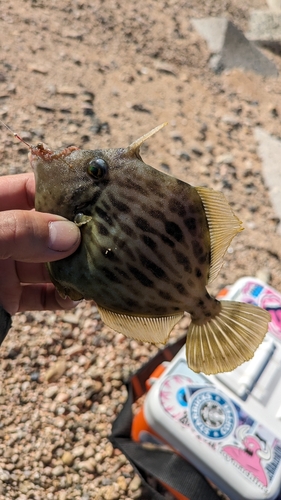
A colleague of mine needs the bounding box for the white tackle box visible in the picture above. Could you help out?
[132,277,281,500]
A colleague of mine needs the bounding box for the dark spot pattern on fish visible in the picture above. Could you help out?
[145,179,161,192]
[91,186,105,200]
[192,240,204,256]
[184,217,197,236]
[196,268,202,278]
[198,253,209,265]
[97,222,110,236]
[142,235,157,250]
[134,216,157,234]
[173,250,192,273]
[101,200,111,211]
[165,221,184,243]
[121,178,148,196]
[140,235,181,278]
[101,267,121,283]
[174,282,187,295]
[113,267,131,280]
[128,266,153,287]
[149,209,165,221]
[115,238,137,262]
[158,290,173,301]
[117,221,137,238]
[108,193,131,213]
[139,254,168,280]
[161,234,175,248]
[188,203,202,215]
[99,247,119,262]
[168,198,186,217]
[126,298,139,308]
[144,302,169,314]
[205,292,213,301]
[95,206,113,226]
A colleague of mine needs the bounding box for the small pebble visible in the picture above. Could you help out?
[77,458,96,473]
[117,475,128,491]
[55,392,70,403]
[44,386,59,399]
[62,452,75,467]
[52,465,65,477]
[216,153,234,165]
[61,313,80,325]
[84,446,95,459]
[45,359,67,383]
[256,269,271,283]
[72,446,86,458]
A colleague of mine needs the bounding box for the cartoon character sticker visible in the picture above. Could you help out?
[222,425,271,487]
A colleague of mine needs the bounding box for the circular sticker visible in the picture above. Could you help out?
[189,389,236,440]
[159,375,192,420]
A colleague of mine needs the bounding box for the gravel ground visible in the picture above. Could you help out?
[1,0,281,498]
[0,303,189,500]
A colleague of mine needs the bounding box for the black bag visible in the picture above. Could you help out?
[0,304,12,346]
[110,336,221,500]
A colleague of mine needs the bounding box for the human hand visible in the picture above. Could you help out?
[0,173,81,315]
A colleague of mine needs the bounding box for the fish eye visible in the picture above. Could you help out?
[87,158,108,179]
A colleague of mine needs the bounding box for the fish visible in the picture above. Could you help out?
[28,123,270,375]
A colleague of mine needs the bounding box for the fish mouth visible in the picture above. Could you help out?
[74,201,93,217]
[29,144,79,168]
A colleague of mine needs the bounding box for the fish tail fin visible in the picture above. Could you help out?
[186,301,271,375]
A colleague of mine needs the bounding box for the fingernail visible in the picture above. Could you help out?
[48,221,80,252]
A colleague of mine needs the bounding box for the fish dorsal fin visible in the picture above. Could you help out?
[128,122,168,156]
[98,306,184,344]
[195,186,243,284]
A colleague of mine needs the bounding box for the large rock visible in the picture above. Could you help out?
[267,0,281,11]
[248,10,281,48]
[191,17,278,76]
[255,127,281,232]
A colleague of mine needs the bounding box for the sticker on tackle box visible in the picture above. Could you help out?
[158,369,281,495]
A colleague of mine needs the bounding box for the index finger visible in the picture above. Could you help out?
[0,173,35,211]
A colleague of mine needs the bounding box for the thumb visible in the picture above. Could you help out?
[0,210,81,262]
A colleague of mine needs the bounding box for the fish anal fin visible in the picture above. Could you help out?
[98,306,184,344]
[186,301,270,375]
[195,186,243,284]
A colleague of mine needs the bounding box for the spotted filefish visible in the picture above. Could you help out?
[28,123,270,375]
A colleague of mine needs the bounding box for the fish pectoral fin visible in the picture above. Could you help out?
[98,306,184,344]
[186,301,270,375]
[195,187,243,284]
